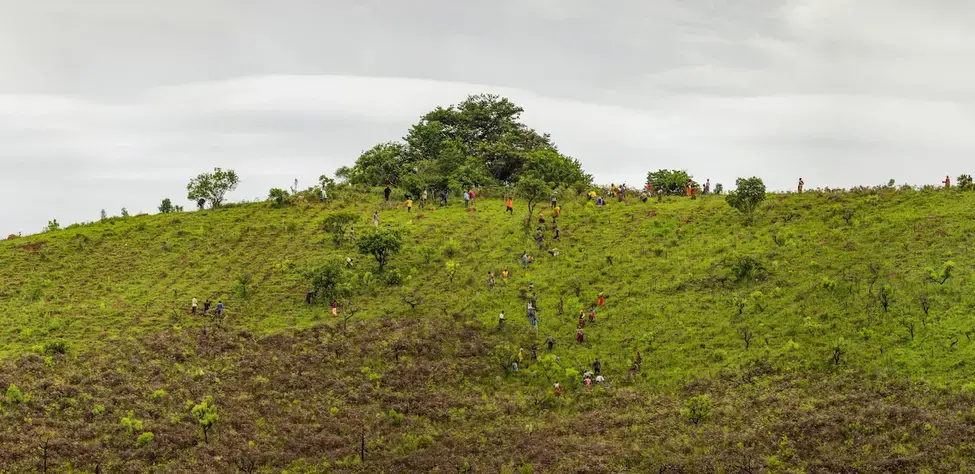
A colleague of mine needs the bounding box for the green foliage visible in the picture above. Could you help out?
[191,397,219,444]
[158,198,175,214]
[344,95,586,188]
[516,176,552,221]
[150,389,167,401]
[726,177,767,224]
[268,188,290,207]
[5,384,23,405]
[186,167,239,208]
[135,431,154,448]
[91,405,106,416]
[680,394,713,424]
[303,261,347,304]
[46,219,60,232]
[120,410,143,434]
[43,340,67,355]
[386,408,405,426]
[121,207,130,218]
[357,229,402,272]
[646,169,693,195]
[929,260,955,285]
[726,255,767,284]
[322,211,358,246]
[713,183,724,195]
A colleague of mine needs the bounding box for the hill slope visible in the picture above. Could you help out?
[2,186,975,472]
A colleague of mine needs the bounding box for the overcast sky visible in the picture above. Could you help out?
[2,0,974,234]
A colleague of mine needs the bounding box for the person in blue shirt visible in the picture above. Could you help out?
[216,301,224,317]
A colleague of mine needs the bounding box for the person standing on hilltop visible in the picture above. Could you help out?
[944,175,951,189]
[704,179,710,195]
[384,184,391,202]
[798,178,805,193]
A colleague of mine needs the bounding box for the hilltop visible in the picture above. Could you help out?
[2,185,975,472]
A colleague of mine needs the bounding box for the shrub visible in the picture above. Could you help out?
[135,432,155,448]
[268,188,290,207]
[46,219,60,232]
[158,198,175,213]
[151,389,167,401]
[726,177,767,224]
[191,397,219,444]
[821,277,837,291]
[384,268,405,286]
[120,410,143,434]
[302,261,347,304]
[5,384,24,405]
[442,239,461,258]
[387,408,405,426]
[92,405,106,416]
[713,183,723,195]
[43,340,67,355]
[680,394,713,424]
[727,255,766,284]
[121,207,130,218]
[322,211,358,245]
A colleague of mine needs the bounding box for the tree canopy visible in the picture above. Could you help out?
[187,168,239,208]
[726,177,767,224]
[338,94,591,192]
[646,169,696,195]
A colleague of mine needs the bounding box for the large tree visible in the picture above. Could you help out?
[342,94,589,189]
[646,169,694,195]
[357,228,402,272]
[187,168,239,208]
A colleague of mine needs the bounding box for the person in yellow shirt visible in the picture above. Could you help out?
[553,205,560,218]
[405,198,413,212]
[588,191,597,200]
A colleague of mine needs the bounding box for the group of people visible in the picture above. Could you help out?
[190,297,224,318]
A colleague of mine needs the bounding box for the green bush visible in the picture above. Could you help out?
[136,431,154,448]
[680,394,713,424]
[43,340,67,355]
[5,384,24,405]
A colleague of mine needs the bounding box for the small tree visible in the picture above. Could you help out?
[646,169,693,195]
[121,207,130,218]
[323,212,358,246]
[268,188,290,207]
[46,219,60,232]
[680,394,713,424]
[192,396,219,444]
[725,177,767,224]
[516,176,551,224]
[187,167,239,208]
[357,228,402,272]
[738,326,755,350]
[713,183,724,195]
[100,209,108,221]
[159,198,174,213]
[303,261,347,304]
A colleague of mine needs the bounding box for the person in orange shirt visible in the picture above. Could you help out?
[505,197,513,215]
[405,198,413,212]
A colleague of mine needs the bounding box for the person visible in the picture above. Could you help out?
[596,196,604,206]
[498,311,506,328]
[511,361,519,373]
[798,178,805,193]
[346,257,354,268]
[203,299,211,315]
[488,272,496,287]
[557,296,564,315]
[546,335,555,351]
[610,183,617,197]
[690,184,698,200]
[585,376,592,391]
[502,268,510,280]
[553,382,563,397]
[531,346,538,361]
[597,293,605,307]
[216,301,224,317]
[639,192,648,203]
[593,359,601,375]
[197,198,206,210]
[578,314,585,329]
[331,301,338,317]
[551,196,557,208]
[553,227,560,241]
[305,290,314,304]
[384,184,391,202]
[521,253,530,269]
[538,212,545,224]
[468,188,476,204]
[440,190,448,206]
[530,312,538,329]
[588,306,596,324]
[191,297,198,314]
[704,179,710,195]
[420,190,428,208]
[553,205,560,218]
[944,175,951,189]
[505,197,513,215]
[588,190,597,201]
[685,180,692,197]
[373,211,379,227]
[321,187,328,202]
[405,198,413,212]
[463,191,470,208]
[595,374,605,384]
[517,347,524,364]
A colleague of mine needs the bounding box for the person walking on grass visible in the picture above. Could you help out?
[577,328,584,344]
[440,190,448,206]
[216,301,224,318]
[547,335,555,351]
[597,292,605,307]
[203,299,211,315]
[588,306,596,324]
[551,196,557,208]
[405,198,413,212]
[331,301,339,317]
[498,311,506,329]
[502,268,510,281]
[384,184,391,202]
[505,197,513,215]
[372,211,379,227]
[464,191,470,208]
[488,271,496,288]
[321,187,328,202]
[553,205,560,218]
[191,297,198,314]
[593,358,601,376]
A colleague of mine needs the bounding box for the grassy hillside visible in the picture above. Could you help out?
[2,185,975,472]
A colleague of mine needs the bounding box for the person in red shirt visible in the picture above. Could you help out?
[944,175,951,189]
[597,293,605,307]
[576,328,584,344]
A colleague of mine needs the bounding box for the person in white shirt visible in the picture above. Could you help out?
[191,297,198,314]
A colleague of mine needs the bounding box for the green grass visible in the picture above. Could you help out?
[3,185,975,471]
